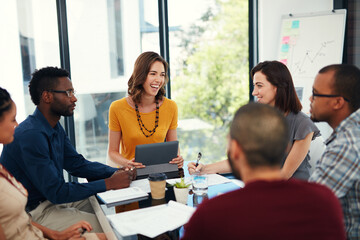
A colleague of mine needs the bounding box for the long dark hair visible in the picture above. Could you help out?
[127,52,168,104]
[251,61,302,113]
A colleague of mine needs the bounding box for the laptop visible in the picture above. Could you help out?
[135,141,179,178]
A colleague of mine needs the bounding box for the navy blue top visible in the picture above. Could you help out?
[0,108,117,208]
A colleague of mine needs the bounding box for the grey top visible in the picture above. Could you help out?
[282,111,321,180]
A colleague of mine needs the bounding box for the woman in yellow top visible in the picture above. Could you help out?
[107,51,183,169]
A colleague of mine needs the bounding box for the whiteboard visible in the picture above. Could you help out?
[258,0,333,62]
[277,9,346,113]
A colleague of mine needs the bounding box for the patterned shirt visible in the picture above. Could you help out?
[309,108,360,240]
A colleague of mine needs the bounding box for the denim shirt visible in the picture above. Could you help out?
[0,108,117,209]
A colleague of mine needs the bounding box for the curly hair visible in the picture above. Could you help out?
[251,61,302,114]
[28,67,69,105]
[0,87,13,120]
[127,52,168,104]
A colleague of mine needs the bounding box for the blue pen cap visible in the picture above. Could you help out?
[148,173,167,181]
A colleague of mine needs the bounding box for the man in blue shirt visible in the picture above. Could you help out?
[309,64,360,239]
[0,67,133,233]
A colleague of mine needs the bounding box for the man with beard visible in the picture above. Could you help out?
[0,67,133,233]
[309,64,360,239]
[182,103,345,240]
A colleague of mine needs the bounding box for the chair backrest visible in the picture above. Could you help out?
[308,135,326,175]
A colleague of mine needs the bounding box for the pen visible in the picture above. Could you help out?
[81,229,87,236]
[195,152,202,167]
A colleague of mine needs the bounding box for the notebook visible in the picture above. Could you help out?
[135,141,179,177]
[97,187,148,207]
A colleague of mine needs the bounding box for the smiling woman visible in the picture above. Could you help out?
[189,61,320,181]
[107,51,184,170]
[250,61,320,180]
[252,71,277,106]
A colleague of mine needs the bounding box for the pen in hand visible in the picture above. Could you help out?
[195,152,202,167]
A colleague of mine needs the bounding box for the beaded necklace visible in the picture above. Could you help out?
[135,100,159,138]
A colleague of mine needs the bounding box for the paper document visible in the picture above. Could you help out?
[130,179,168,193]
[231,179,245,188]
[97,187,148,207]
[107,200,195,238]
[166,174,231,188]
[130,179,151,193]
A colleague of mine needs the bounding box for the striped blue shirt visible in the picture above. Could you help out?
[310,108,360,240]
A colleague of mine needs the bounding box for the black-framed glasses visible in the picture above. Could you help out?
[49,89,76,98]
[312,90,349,102]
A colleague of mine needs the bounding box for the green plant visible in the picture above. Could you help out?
[173,178,191,188]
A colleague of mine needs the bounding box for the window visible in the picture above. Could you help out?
[0,0,60,126]
[66,0,159,163]
[168,0,249,164]
[108,0,125,77]
[0,0,250,166]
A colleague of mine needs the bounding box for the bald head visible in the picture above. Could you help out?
[230,103,289,168]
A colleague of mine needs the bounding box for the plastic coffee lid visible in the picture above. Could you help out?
[148,173,167,181]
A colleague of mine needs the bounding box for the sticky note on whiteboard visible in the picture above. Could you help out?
[283,20,292,29]
[281,44,289,52]
[282,36,290,44]
[280,59,288,65]
[292,20,300,28]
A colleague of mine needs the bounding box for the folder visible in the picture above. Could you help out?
[97,187,148,208]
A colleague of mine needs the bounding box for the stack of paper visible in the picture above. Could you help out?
[97,187,148,207]
[107,200,195,238]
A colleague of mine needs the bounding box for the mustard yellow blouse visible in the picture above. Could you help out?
[108,97,178,160]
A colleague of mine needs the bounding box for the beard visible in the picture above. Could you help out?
[309,105,322,123]
[51,104,74,117]
[310,114,320,122]
[62,108,74,116]
[227,150,242,180]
